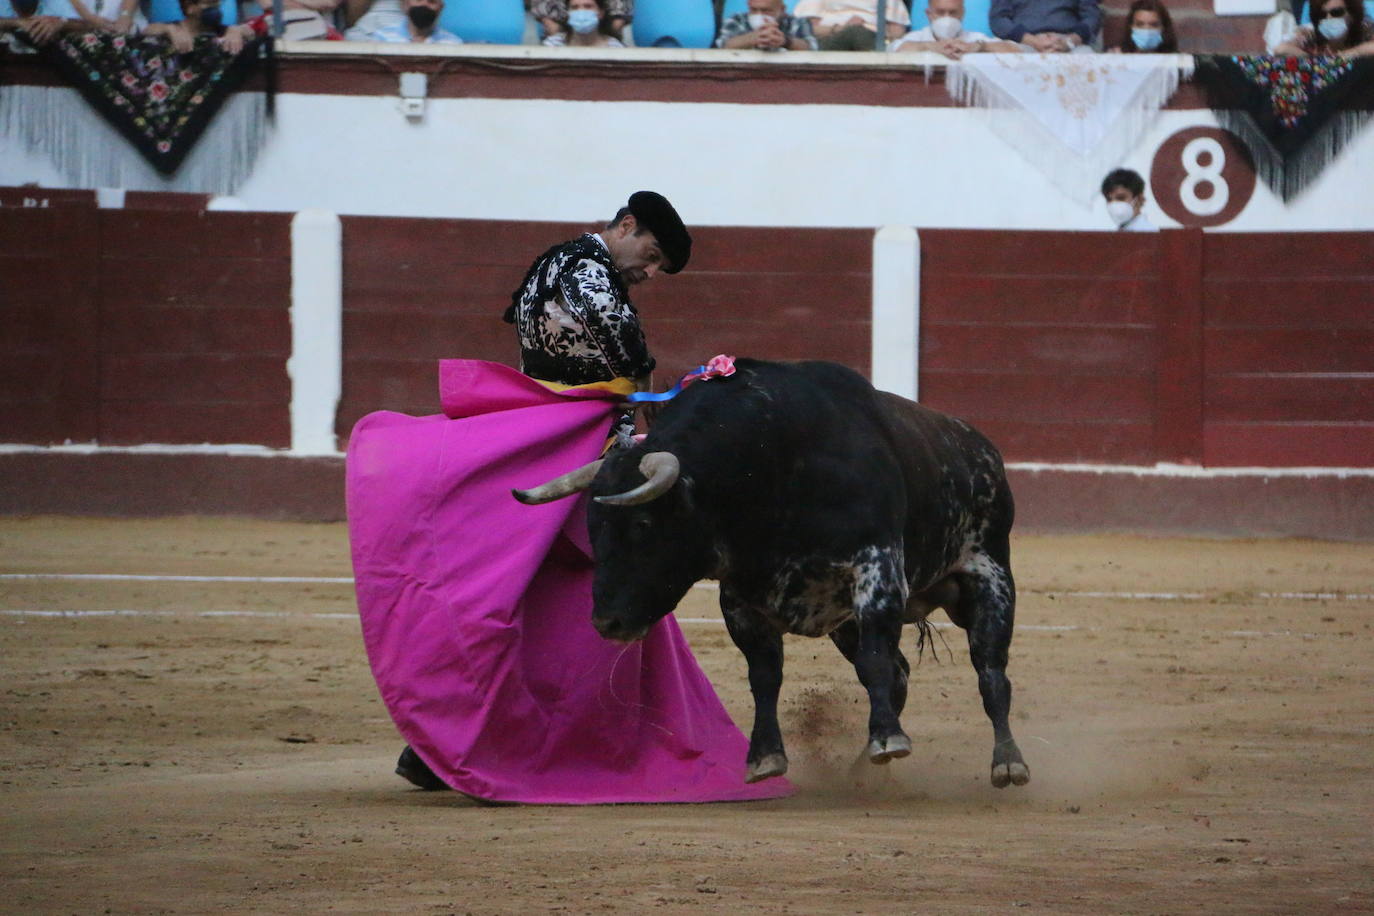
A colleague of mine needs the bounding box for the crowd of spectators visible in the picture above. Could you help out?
[3,0,1373,57]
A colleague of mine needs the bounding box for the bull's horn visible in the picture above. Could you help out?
[512,459,604,505]
[594,452,681,507]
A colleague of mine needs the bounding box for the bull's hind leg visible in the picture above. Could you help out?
[828,620,910,722]
[848,546,912,765]
[954,543,1029,788]
[721,590,788,783]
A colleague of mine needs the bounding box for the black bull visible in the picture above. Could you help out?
[514,359,1029,789]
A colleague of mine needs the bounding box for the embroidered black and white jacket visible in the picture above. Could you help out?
[504,233,655,387]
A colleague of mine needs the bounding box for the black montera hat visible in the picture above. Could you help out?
[627,190,691,274]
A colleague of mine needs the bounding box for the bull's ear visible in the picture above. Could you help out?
[677,475,695,514]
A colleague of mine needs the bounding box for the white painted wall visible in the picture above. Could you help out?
[3,86,1372,229]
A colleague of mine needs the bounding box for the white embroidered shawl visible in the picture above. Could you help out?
[947,53,1193,203]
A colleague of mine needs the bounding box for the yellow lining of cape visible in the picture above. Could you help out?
[533,377,638,396]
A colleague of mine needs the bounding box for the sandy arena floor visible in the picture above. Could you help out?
[1,517,1372,914]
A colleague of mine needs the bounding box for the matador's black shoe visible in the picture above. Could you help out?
[395,745,447,790]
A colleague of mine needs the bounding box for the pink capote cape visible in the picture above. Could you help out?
[346,359,791,804]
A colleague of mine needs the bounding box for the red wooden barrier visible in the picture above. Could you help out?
[0,207,101,443]
[1201,232,1374,466]
[918,230,1161,464]
[918,228,1374,467]
[2,198,1369,469]
[0,198,292,447]
[336,217,871,441]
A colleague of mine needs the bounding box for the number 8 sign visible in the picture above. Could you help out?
[1150,127,1257,228]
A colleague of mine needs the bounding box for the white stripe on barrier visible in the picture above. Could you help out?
[4,441,1369,477]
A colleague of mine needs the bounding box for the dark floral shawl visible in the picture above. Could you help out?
[39,31,270,175]
[1193,54,1374,201]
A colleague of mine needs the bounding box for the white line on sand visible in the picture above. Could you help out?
[675,617,1082,633]
[0,573,354,584]
[0,609,356,619]
[4,574,1371,603]
[0,609,1324,638]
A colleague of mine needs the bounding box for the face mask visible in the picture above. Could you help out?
[568,8,600,33]
[198,6,224,31]
[1106,200,1136,227]
[407,5,437,28]
[1131,27,1162,50]
[1318,16,1349,40]
[929,15,962,40]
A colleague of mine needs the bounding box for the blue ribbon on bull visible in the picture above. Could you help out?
[626,354,737,404]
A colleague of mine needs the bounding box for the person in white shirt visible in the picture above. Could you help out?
[542,0,624,47]
[69,0,145,32]
[890,0,1023,56]
[0,0,93,49]
[793,0,908,50]
[1101,168,1158,233]
[365,0,459,42]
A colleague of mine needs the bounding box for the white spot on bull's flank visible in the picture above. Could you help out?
[765,545,907,637]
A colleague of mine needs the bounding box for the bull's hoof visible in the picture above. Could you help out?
[866,733,912,765]
[991,761,1030,788]
[746,753,789,783]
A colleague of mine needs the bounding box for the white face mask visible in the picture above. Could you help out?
[1318,15,1349,40]
[929,15,962,40]
[567,8,600,33]
[1106,200,1137,227]
[747,12,775,30]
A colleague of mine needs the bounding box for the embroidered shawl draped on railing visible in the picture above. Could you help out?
[0,32,271,193]
[946,53,1192,203]
[1192,55,1374,202]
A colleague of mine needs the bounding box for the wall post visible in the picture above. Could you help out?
[871,225,921,401]
[288,209,343,455]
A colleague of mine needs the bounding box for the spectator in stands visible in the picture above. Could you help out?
[68,0,145,32]
[363,0,459,41]
[989,0,1100,51]
[1272,0,1374,55]
[343,0,400,37]
[1109,0,1176,51]
[1101,168,1157,232]
[793,0,909,50]
[715,0,818,50]
[1,0,91,47]
[532,0,629,42]
[243,0,344,39]
[543,0,623,46]
[891,0,1023,55]
[145,0,254,52]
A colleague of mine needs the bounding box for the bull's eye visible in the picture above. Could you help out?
[635,516,653,533]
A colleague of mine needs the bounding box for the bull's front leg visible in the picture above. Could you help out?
[721,588,787,783]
